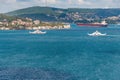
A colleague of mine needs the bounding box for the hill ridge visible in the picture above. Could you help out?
[6,6,120,23]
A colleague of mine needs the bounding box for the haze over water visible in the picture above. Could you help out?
[0,24,120,80]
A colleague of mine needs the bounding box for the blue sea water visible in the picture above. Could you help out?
[0,24,120,80]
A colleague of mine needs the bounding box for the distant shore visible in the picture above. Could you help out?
[0,18,70,30]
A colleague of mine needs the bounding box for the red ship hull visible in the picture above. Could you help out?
[77,23,108,27]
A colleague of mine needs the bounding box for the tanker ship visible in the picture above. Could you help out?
[77,21,108,27]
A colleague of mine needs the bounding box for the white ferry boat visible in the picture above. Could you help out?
[88,30,106,36]
[29,30,46,34]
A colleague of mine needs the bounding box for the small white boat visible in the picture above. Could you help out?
[29,30,46,34]
[88,30,106,36]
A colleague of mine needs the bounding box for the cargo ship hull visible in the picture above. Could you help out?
[77,23,108,27]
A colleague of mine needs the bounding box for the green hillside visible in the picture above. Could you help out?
[0,14,18,22]
[6,6,67,16]
[6,6,120,23]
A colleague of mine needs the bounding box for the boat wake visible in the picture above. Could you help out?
[106,35,120,37]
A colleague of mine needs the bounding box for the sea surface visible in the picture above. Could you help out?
[0,24,120,80]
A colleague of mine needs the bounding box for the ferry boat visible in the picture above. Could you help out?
[77,21,108,27]
[29,30,46,34]
[88,30,106,36]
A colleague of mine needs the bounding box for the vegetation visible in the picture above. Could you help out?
[0,14,17,22]
[6,6,66,16]
[0,14,67,30]
[4,6,120,24]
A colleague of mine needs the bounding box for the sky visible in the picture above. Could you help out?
[0,0,120,13]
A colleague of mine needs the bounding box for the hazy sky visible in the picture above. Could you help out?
[0,0,120,13]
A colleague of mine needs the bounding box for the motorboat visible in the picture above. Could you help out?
[88,30,106,36]
[29,30,46,34]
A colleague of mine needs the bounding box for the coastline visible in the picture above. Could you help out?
[0,24,71,30]
[0,19,71,30]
